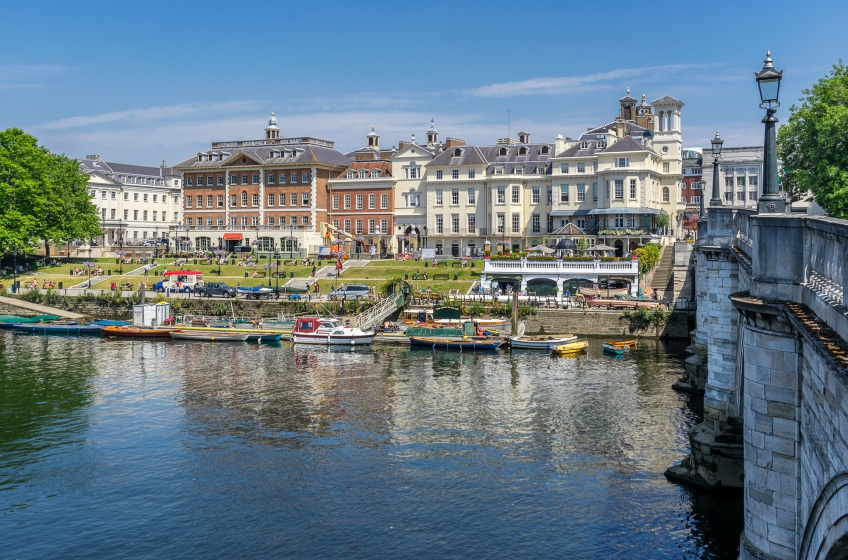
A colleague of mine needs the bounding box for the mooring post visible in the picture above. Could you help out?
[511,291,518,336]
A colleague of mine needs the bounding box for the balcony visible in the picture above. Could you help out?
[484,258,639,275]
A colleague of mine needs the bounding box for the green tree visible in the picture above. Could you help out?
[777,62,848,217]
[655,213,670,229]
[0,128,100,255]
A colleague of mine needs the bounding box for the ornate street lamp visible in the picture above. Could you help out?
[698,179,707,219]
[755,51,785,214]
[709,131,724,207]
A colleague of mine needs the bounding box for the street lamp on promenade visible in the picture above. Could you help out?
[755,51,785,214]
[699,179,707,219]
[709,131,724,207]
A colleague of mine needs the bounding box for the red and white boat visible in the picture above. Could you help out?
[291,317,375,345]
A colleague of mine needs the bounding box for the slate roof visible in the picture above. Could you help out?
[651,95,683,105]
[430,143,554,175]
[335,160,393,178]
[601,135,651,154]
[78,158,179,179]
[174,144,352,170]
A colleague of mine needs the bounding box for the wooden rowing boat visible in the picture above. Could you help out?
[510,335,577,350]
[170,331,250,342]
[101,326,177,337]
[551,340,588,356]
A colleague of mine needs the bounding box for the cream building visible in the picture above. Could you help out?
[79,155,182,255]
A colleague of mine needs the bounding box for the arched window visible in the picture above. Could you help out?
[662,187,670,202]
[241,191,248,207]
[499,147,508,156]
[454,148,462,157]
[518,147,527,155]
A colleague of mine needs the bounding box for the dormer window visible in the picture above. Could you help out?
[518,147,527,155]
[453,148,462,157]
[598,141,607,149]
[371,170,380,178]
[358,170,366,178]
[347,171,355,178]
[540,146,550,155]
[499,147,508,156]
[581,141,589,149]
[515,166,523,175]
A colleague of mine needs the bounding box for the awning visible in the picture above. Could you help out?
[222,233,243,240]
[551,207,662,217]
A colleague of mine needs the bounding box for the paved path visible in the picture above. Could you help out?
[0,295,85,319]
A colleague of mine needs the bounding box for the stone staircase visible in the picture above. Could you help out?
[649,245,675,303]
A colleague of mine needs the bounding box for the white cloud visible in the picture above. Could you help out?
[465,63,719,97]
[0,64,70,89]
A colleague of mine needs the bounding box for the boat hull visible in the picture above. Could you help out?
[14,324,102,335]
[170,332,250,341]
[101,326,176,337]
[292,333,374,345]
[602,343,626,355]
[510,335,576,349]
[408,336,502,350]
[245,332,283,342]
[605,339,638,348]
[551,340,589,355]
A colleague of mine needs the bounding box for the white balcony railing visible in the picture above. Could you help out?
[483,258,639,275]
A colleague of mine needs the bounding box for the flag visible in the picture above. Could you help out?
[336,257,343,270]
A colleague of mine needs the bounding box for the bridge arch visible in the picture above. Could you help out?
[799,472,848,560]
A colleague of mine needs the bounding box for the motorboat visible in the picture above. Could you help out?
[170,331,250,342]
[510,334,577,350]
[237,286,274,299]
[408,336,502,351]
[551,340,589,356]
[101,326,177,337]
[291,317,374,345]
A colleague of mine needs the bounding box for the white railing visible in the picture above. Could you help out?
[354,295,405,329]
[483,259,639,275]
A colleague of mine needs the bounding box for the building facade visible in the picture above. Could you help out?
[79,156,182,253]
[700,146,764,209]
[682,148,703,235]
[174,114,352,254]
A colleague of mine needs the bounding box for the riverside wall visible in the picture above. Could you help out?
[524,309,693,338]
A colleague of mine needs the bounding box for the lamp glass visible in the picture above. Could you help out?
[757,77,780,104]
[711,137,723,155]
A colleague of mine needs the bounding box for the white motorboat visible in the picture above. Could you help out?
[291,317,375,345]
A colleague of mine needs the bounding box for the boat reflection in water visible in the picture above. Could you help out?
[0,334,742,558]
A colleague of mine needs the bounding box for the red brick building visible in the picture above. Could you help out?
[174,114,352,254]
[682,149,703,237]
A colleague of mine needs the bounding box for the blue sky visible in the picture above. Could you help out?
[1,0,845,166]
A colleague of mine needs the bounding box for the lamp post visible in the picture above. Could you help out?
[289,224,295,261]
[12,249,17,293]
[709,131,724,207]
[755,51,785,214]
[698,179,707,219]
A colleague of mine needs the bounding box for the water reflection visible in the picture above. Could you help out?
[0,335,741,558]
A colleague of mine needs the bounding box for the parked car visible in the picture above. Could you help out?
[196,282,237,298]
[328,284,370,300]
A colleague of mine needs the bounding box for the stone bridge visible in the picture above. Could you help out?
[667,208,848,559]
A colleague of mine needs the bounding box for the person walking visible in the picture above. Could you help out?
[311,265,317,278]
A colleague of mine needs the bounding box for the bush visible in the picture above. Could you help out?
[20,289,44,304]
[632,243,661,275]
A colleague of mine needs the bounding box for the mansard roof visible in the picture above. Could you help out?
[336,161,393,178]
[430,143,553,173]
[78,158,179,179]
[556,141,600,158]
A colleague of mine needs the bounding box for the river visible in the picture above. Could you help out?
[0,333,742,558]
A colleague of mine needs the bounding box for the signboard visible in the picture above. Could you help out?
[421,248,436,259]
[318,246,332,256]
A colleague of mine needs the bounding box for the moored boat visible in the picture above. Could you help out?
[291,317,374,345]
[551,340,589,356]
[510,334,577,350]
[408,336,502,351]
[245,332,283,342]
[170,331,250,342]
[101,325,177,337]
[14,323,102,335]
[602,342,627,355]
[237,286,274,299]
[605,339,638,348]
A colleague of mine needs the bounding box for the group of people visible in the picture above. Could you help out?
[412,271,429,280]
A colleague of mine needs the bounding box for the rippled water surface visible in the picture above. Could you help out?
[0,333,742,558]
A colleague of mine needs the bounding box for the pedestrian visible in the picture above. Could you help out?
[311,265,316,278]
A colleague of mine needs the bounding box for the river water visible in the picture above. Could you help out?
[0,333,742,558]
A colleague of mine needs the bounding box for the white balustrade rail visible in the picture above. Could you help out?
[483,259,639,275]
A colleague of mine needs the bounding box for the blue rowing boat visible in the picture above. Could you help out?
[245,332,283,342]
[602,342,626,355]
